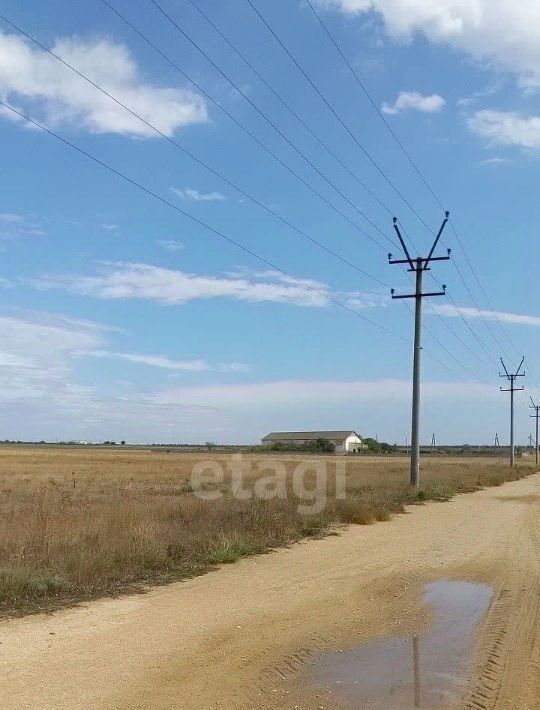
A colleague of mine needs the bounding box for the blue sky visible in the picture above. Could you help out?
[0,0,539,444]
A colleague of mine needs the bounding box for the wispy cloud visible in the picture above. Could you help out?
[29,263,388,311]
[432,303,540,327]
[468,110,540,149]
[158,239,184,251]
[170,187,226,202]
[457,82,503,108]
[0,213,45,241]
[478,157,509,167]
[101,223,120,232]
[30,263,340,308]
[85,350,250,373]
[0,32,207,136]
[382,91,445,115]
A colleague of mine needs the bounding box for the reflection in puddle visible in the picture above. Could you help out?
[311,580,493,708]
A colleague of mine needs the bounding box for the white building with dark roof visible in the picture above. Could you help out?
[261,430,364,454]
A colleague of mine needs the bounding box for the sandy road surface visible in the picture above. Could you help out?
[1,474,539,710]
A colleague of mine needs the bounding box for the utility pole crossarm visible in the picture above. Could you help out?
[392,217,414,270]
[424,211,450,268]
[500,358,511,379]
[391,287,447,300]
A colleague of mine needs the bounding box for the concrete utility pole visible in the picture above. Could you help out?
[500,357,525,468]
[389,212,451,488]
[530,397,540,467]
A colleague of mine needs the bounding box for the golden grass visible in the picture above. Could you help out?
[0,446,533,616]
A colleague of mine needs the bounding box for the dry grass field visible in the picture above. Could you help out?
[0,446,532,616]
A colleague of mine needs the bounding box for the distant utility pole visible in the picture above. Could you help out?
[529,397,540,467]
[499,357,525,467]
[389,212,451,488]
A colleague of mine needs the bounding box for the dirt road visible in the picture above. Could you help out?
[1,473,539,710]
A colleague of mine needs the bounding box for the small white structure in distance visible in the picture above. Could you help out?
[261,431,364,454]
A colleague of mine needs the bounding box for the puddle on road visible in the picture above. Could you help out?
[310,580,493,709]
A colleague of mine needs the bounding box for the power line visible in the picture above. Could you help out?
[2,99,490,383]
[171,1,496,381]
[449,219,527,363]
[97,0,391,253]
[1,13,492,383]
[442,290,499,370]
[301,0,527,374]
[244,0,435,235]
[182,0,393,219]
[396,219,497,373]
[148,0,396,247]
[304,0,444,211]
[396,218,505,372]
[0,11,390,288]
[393,246,493,382]
[423,298,493,372]
[451,257,513,361]
[1,10,498,384]
[0,100,410,344]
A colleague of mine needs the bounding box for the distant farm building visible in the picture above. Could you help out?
[261,431,364,454]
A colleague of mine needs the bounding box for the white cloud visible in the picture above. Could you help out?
[432,303,540,327]
[0,213,45,241]
[0,32,207,136]
[170,187,226,202]
[468,110,540,149]
[382,91,445,115]
[29,262,339,308]
[478,157,509,167]
[315,0,540,88]
[86,350,249,373]
[158,239,184,251]
[101,223,120,232]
